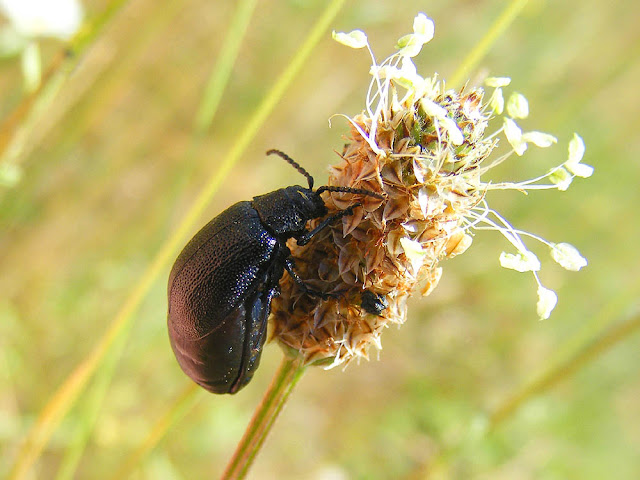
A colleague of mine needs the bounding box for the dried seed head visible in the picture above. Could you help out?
[271,14,591,368]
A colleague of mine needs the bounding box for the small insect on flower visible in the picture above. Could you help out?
[270,13,592,370]
[167,150,383,394]
[360,290,389,316]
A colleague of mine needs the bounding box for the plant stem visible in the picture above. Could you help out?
[8,1,345,477]
[489,312,640,428]
[221,355,306,480]
[194,0,258,134]
[449,0,529,88]
[109,383,202,480]
[0,0,131,165]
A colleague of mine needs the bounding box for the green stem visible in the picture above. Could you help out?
[0,0,131,165]
[7,1,345,477]
[488,275,640,429]
[194,0,258,134]
[489,312,640,428]
[449,0,529,88]
[221,355,306,480]
[53,329,129,480]
[108,383,202,480]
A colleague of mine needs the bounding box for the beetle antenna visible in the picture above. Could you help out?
[316,185,384,200]
[266,149,315,189]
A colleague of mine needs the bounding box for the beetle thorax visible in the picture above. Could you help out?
[252,186,327,237]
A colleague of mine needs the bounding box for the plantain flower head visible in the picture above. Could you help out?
[270,13,591,368]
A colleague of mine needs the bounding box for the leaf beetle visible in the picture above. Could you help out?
[167,150,383,394]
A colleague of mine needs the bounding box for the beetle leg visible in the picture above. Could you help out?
[230,285,276,393]
[246,286,277,358]
[283,257,337,300]
[296,204,360,246]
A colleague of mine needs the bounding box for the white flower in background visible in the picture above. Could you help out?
[0,0,83,40]
[0,0,83,91]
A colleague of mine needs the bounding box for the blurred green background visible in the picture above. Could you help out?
[1,0,639,479]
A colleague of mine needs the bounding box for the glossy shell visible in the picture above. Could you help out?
[167,201,278,393]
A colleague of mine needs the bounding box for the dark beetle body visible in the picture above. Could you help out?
[168,149,383,395]
[361,290,388,316]
[168,185,327,394]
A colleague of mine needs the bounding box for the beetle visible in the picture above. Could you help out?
[360,290,388,316]
[167,149,383,394]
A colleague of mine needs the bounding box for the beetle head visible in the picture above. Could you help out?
[282,185,328,228]
[292,185,328,218]
[252,186,328,237]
